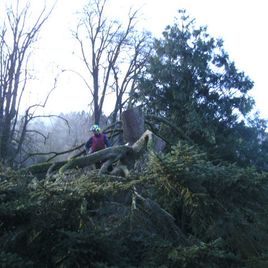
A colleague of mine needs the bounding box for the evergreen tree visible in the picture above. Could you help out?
[138,10,267,169]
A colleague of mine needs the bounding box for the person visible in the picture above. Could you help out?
[85,124,110,154]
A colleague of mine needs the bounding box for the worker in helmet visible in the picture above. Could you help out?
[85,124,110,154]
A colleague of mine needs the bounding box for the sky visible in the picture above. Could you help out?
[2,0,268,119]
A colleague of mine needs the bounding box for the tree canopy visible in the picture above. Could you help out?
[137,10,268,170]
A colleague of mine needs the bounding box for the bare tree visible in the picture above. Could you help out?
[110,31,152,124]
[73,0,151,125]
[0,0,54,165]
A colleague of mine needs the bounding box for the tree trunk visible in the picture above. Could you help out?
[121,106,144,145]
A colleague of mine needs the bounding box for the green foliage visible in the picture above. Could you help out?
[167,238,241,268]
[0,168,147,267]
[146,143,268,265]
[0,251,34,267]
[138,9,268,170]
[1,147,268,267]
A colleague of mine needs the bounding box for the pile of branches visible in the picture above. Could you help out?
[0,142,268,267]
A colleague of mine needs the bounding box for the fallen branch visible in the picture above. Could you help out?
[131,189,190,245]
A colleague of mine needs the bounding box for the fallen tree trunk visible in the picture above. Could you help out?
[22,160,67,178]
[60,130,156,176]
[59,145,132,174]
[23,130,160,178]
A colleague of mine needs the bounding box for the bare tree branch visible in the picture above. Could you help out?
[74,0,151,125]
[23,143,85,164]
[0,0,55,164]
[61,68,94,95]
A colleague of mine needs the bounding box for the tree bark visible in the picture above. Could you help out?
[121,106,144,145]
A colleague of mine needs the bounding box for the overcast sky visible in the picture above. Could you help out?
[2,0,268,119]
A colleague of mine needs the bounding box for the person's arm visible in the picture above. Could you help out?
[103,134,110,147]
[85,137,93,152]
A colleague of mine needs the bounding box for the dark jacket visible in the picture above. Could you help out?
[85,133,110,153]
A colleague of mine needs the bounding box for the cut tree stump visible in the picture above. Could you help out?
[121,106,144,145]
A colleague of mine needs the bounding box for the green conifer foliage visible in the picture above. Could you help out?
[146,143,268,266]
[138,10,268,170]
[0,149,268,267]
